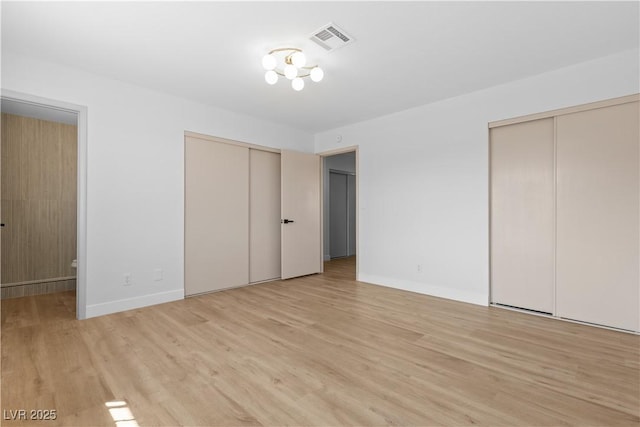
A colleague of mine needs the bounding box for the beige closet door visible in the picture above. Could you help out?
[281,150,321,279]
[185,137,249,296]
[490,118,555,313]
[249,149,281,282]
[556,102,639,331]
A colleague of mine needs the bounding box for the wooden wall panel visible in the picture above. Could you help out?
[490,118,555,313]
[1,113,77,285]
[556,102,639,331]
[60,124,78,202]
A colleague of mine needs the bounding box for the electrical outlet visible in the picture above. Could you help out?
[123,273,132,286]
[154,269,163,281]
[417,264,422,272]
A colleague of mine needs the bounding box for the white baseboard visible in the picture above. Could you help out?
[357,273,488,306]
[85,289,184,318]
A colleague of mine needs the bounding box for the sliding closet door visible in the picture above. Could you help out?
[249,149,281,283]
[556,102,639,331]
[347,174,356,257]
[185,137,249,295]
[490,118,555,313]
[329,172,348,258]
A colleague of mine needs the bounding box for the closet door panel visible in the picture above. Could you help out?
[329,172,348,258]
[347,174,356,257]
[249,149,281,283]
[185,137,249,295]
[556,102,639,331]
[490,118,555,313]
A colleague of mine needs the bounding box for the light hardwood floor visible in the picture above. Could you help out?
[1,257,638,426]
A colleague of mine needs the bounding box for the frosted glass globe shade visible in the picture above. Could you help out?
[262,54,276,70]
[291,51,306,68]
[292,77,304,91]
[284,64,298,80]
[265,70,278,85]
[310,67,324,82]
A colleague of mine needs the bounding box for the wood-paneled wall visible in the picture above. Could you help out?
[1,113,77,285]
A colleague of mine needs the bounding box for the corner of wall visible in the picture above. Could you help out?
[85,289,184,319]
[358,273,489,307]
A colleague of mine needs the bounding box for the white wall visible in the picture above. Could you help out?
[323,152,356,260]
[2,50,313,318]
[315,48,640,306]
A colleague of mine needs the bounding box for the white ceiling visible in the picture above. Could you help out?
[2,2,638,133]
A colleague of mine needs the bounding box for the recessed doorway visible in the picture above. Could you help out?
[0,92,87,319]
[321,149,358,280]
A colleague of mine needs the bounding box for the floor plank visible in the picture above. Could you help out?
[1,256,638,426]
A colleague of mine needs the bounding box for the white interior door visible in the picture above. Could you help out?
[281,150,321,279]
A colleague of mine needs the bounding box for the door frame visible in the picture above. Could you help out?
[1,90,88,319]
[318,146,359,280]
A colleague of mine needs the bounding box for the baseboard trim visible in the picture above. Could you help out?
[2,276,76,288]
[86,289,184,319]
[358,273,488,306]
[1,279,76,299]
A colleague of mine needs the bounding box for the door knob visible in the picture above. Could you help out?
[282,219,295,224]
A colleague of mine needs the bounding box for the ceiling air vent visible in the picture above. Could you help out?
[310,23,355,52]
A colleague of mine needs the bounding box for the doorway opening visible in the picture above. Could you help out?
[0,91,87,319]
[321,148,358,281]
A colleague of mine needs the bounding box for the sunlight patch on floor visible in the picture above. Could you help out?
[105,400,139,427]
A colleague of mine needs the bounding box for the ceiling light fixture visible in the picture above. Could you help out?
[262,47,323,91]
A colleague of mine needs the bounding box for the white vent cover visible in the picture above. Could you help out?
[310,22,355,52]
